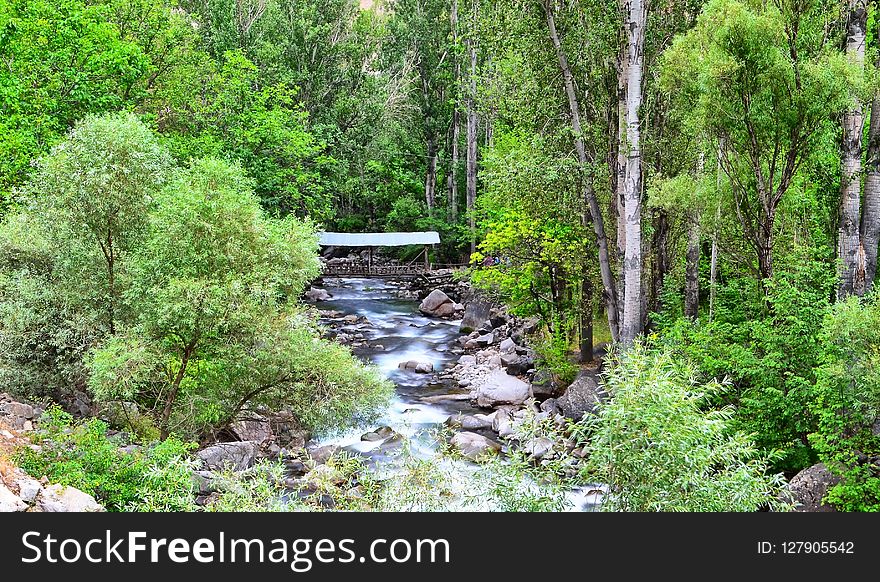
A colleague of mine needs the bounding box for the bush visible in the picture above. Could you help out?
[16,407,197,511]
[658,260,835,473]
[810,295,880,511]
[583,345,789,512]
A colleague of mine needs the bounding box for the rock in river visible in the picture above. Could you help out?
[450,431,502,462]
[475,369,531,408]
[419,289,456,317]
[398,360,434,374]
[304,287,333,302]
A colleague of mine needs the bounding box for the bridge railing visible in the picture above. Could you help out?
[320,262,468,277]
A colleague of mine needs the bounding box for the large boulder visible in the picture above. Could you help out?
[450,431,502,461]
[196,441,260,472]
[556,371,607,420]
[419,289,456,317]
[230,416,273,443]
[787,463,840,512]
[460,301,492,333]
[36,484,104,512]
[505,355,535,377]
[530,369,561,397]
[475,369,531,408]
[1,401,34,419]
[446,412,496,430]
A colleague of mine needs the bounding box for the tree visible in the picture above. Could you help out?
[619,0,648,344]
[24,112,171,335]
[466,0,480,251]
[838,0,867,298]
[0,113,169,400]
[88,158,390,438]
[543,0,620,342]
[0,0,152,204]
[662,0,850,284]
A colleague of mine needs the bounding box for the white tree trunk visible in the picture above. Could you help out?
[838,0,867,298]
[620,0,646,345]
[425,137,438,212]
[616,47,627,324]
[863,89,880,293]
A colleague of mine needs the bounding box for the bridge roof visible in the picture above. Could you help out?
[317,231,440,247]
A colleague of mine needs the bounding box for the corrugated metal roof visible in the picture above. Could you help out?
[317,231,440,246]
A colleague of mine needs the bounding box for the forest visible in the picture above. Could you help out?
[0,0,878,513]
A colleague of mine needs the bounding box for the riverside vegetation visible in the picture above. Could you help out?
[1,0,879,512]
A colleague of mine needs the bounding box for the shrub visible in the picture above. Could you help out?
[583,345,789,512]
[16,406,197,511]
[809,295,880,511]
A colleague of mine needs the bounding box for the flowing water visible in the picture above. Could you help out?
[311,276,602,510]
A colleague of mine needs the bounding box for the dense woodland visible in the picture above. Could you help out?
[1,0,880,512]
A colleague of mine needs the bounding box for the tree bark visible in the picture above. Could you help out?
[615,46,628,325]
[620,0,647,345]
[425,136,438,212]
[160,341,196,440]
[544,0,620,341]
[466,0,478,254]
[684,152,705,319]
[649,209,669,315]
[863,87,880,293]
[447,0,461,223]
[838,0,867,298]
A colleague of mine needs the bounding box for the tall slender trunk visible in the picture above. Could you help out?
[685,152,705,319]
[579,277,593,363]
[615,46,627,324]
[650,209,669,314]
[466,0,478,254]
[425,137,438,212]
[684,215,700,319]
[447,0,461,223]
[862,64,880,294]
[838,0,867,298]
[710,140,723,321]
[620,0,647,345]
[544,0,620,341]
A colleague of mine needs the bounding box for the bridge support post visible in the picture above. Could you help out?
[368,247,373,275]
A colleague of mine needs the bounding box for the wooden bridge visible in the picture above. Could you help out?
[318,231,465,281]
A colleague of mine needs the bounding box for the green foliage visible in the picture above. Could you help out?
[532,330,578,386]
[0,0,152,202]
[583,345,790,512]
[16,406,198,511]
[87,157,391,438]
[0,113,170,399]
[810,295,880,511]
[659,256,835,473]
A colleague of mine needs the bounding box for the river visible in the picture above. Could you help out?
[311,276,602,510]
